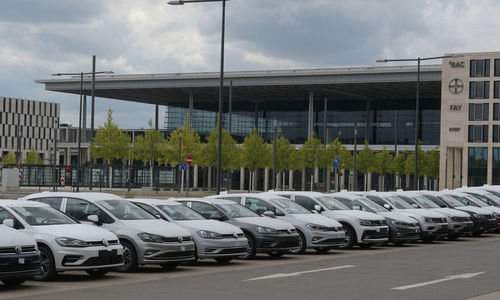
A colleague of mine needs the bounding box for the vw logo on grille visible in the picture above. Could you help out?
[178,236,184,243]
[287,229,292,234]
[102,239,109,247]
[233,233,238,239]
[14,245,22,255]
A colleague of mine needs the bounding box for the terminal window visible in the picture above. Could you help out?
[469,103,489,121]
[468,125,488,142]
[470,59,490,77]
[470,81,490,99]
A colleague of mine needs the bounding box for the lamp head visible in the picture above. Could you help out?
[168,0,184,5]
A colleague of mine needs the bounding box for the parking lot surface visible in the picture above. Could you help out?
[2,234,500,300]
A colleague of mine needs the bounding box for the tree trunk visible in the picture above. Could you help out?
[108,165,112,190]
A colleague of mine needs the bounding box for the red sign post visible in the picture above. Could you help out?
[186,155,193,166]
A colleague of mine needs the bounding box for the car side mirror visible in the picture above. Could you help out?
[87,215,102,225]
[383,204,393,210]
[412,204,419,208]
[3,219,14,228]
[314,205,323,213]
[263,211,276,218]
[352,205,362,210]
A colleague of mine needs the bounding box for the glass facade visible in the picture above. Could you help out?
[469,81,490,99]
[493,148,500,185]
[468,147,488,186]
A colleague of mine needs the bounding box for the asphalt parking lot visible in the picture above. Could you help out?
[2,234,500,300]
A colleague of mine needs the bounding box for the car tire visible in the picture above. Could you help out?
[267,251,286,258]
[117,240,138,273]
[314,247,331,254]
[214,257,233,264]
[338,224,356,250]
[1,279,26,286]
[288,230,307,254]
[86,269,109,277]
[472,231,483,237]
[239,233,256,260]
[33,245,57,281]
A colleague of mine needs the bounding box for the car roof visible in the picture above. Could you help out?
[266,191,326,197]
[178,198,236,205]
[131,198,184,206]
[20,192,124,202]
[0,200,50,207]
[330,193,363,200]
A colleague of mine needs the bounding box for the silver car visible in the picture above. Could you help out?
[131,198,248,263]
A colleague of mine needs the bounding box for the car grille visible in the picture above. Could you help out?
[87,240,120,247]
[163,236,192,243]
[430,218,447,223]
[150,250,195,260]
[451,217,469,222]
[366,220,386,226]
[81,255,123,267]
[0,264,40,274]
[0,246,37,255]
[221,233,245,239]
[218,248,248,254]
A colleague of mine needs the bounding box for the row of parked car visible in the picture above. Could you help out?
[2,185,500,286]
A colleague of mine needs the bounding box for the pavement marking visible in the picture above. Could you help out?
[391,272,485,291]
[244,265,355,281]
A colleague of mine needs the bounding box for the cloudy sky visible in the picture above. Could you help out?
[1,0,499,129]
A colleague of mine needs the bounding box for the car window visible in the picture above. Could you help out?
[97,200,156,220]
[272,198,312,214]
[318,196,351,210]
[190,202,224,219]
[66,198,114,223]
[366,195,389,208]
[31,197,63,210]
[244,198,285,216]
[133,203,164,220]
[294,196,317,211]
[277,194,292,199]
[222,197,242,202]
[156,203,205,221]
[216,203,259,218]
[0,207,24,229]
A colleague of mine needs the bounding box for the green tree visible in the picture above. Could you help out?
[424,147,440,179]
[241,128,269,190]
[161,121,202,167]
[404,142,426,181]
[374,146,394,191]
[356,140,375,191]
[326,138,353,172]
[89,109,130,189]
[133,119,167,188]
[3,151,17,166]
[393,151,408,189]
[200,125,238,170]
[24,148,43,165]
[272,134,296,189]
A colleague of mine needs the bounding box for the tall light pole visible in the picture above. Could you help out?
[52,70,113,192]
[376,55,460,190]
[168,0,227,195]
[272,117,277,190]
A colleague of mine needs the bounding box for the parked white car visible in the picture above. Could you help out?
[212,193,345,254]
[0,219,40,286]
[360,192,449,243]
[267,191,389,249]
[131,198,248,263]
[22,192,196,272]
[0,200,123,280]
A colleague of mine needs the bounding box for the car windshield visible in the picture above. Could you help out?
[467,192,500,206]
[318,196,351,210]
[463,194,489,207]
[412,196,440,208]
[271,198,312,214]
[216,203,259,218]
[11,206,76,226]
[97,200,156,220]
[384,196,415,209]
[485,190,500,199]
[156,204,205,221]
[439,194,466,207]
[421,194,449,207]
[358,198,389,212]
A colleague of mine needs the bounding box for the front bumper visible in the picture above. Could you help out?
[0,252,40,279]
[360,226,389,243]
[254,233,300,252]
[196,237,249,258]
[57,245,124,270]
[447,221,473,234]
[389,226,420,242]
[421,223,449,238]
[307,230,346,248]
[138,241,196,265]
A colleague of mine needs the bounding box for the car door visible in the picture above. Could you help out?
[242,197,281,216]
[188,202,226,221]
[65,197,114,224]
[293,196,318,212]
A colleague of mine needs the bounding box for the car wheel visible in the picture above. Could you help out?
[214,257,233,264]
[86,269,109,277]
[239,233,256,260]
[314,247,331,254]
[1,279,26,286]
[288,231,306,254]
[472,231,483,237]
[116,240,138,272]
[338,225,356,250]
[267,251,286,258]
[33,245,57,281]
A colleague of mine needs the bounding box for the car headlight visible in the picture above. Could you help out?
[138,232,168,243]
[358,219,373,226]
[494,213,500,218]
[55,237,89,247]
[256,226,278,234]
[306,223,329,231]
[390,220,411,226]
[472,214,484,219]
[197,230,223,239]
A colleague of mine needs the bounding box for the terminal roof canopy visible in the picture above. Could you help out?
[36,65,442,111]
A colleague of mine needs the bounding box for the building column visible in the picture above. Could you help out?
[314,167,319,185]
[264,168,269,192]
[308,90,314,138]
[240,168,245,190]
[289,170,294,190]
[193,165,198,188]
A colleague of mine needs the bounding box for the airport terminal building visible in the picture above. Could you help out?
[35,51,500,190]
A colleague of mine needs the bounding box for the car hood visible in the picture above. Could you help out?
[234,217,294,230]
[334,210,385,221]
[291,214,342,227]
[33,224,118,241]
[122,219,191,237]
[377,211,417,223]
[455,206,493,215]
[430,208,470,217]
[0,225,36,247]
[485,206,500,214]
[395,208,445,218]
[176,220,243,235]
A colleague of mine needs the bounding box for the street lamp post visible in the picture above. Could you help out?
[52,70,113,192]
[168,0,227,195]
[376,55,460,190]
[272,117,277,190]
